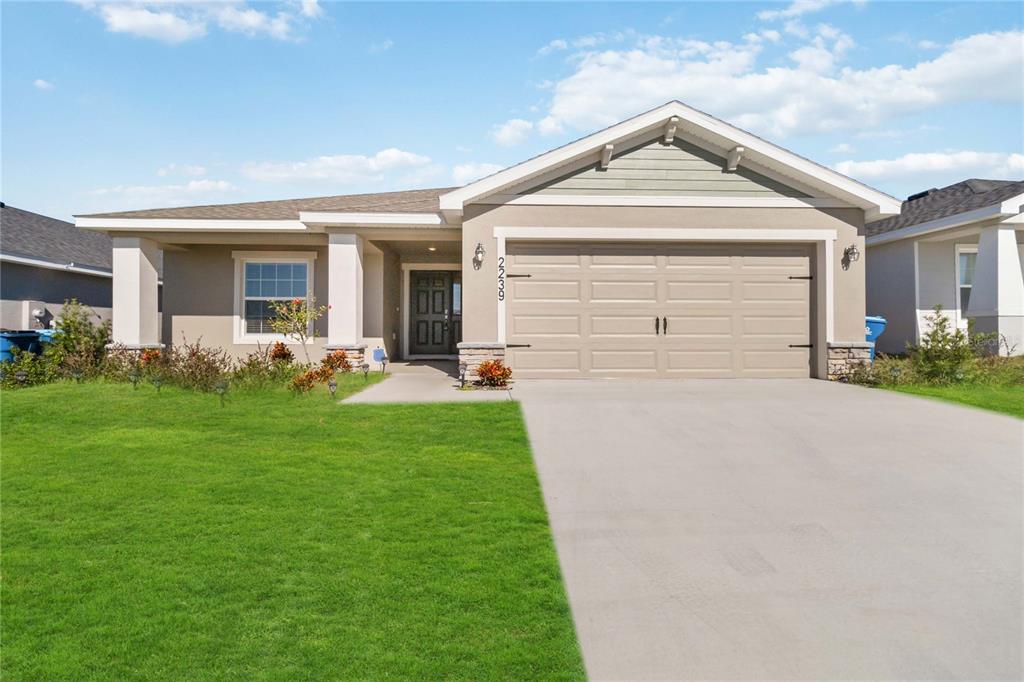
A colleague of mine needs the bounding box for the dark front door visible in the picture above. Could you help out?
[409,271,459,355]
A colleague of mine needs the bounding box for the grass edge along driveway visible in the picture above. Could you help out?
[884,383,1024,419]
[1,381,584,680]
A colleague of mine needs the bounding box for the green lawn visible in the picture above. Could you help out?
[1,380,583,680]
[885,383,1024,419]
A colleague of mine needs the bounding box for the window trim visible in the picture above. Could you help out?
[954,244,977,329]
[232,251,317,344]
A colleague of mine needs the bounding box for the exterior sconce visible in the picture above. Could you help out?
[473,242,486,270]
[842,243,861,270]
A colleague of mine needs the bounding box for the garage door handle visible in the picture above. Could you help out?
[654,317,660,335]
[662,316,668,334]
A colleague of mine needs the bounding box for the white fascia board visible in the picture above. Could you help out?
[999,191,1024,214]
[440,100,901,217]
[0,253,113,278]
[493,226,838,242]
[478,194,849,209]
[298,211,445,226]
[866,204,1008,247]
[76,218,310,232]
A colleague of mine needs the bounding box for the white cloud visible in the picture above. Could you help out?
[452,162,504,185]
[757,0,862,21]
[77,2,322,43]
[524,29,1023,139]
[33,79,55,91]
[369,39,394,54]
[242,148,433,184]
[215,5,294,40]
[918,39,942,50]
[491,118,534,147]
[537,38,568,56]
[96,4,207,44]
[830,142,854,153]
[89,179,234,210]
[157,163,207,177]
[299,0,323,19]
[835,151,1024,181]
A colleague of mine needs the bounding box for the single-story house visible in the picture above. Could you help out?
[1,203,116,329]
[866,179,1024,356]
[76,101,902,379]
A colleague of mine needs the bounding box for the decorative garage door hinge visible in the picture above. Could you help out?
[506,274,532,278]
[788,344,814,348]
[506,343,532,348]
[788,275,813,280]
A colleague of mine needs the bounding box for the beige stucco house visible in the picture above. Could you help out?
[76,101,901,379]
[867,179,1024,356]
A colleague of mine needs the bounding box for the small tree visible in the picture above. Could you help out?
[268,297,327,364]
[909,305,973,383]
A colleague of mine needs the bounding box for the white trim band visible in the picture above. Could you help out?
[480,195,849,209]
[0,253,112,278]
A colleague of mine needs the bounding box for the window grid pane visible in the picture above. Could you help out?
[242,260,310,333]
[959,253,976,287]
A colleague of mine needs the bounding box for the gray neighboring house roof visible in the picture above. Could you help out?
[77,187,458,221]
[1,203,112,272]
[866,179,1024,238]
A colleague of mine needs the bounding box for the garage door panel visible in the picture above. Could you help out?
[512,315,581,337]
[665,281,733,303]
[663,314,734,338]
[590,349,658,371]
[591,315,661,337]
[741,281,808,302]
[506,241,812,379]
[590,280,658,302]
[511,279,581,302]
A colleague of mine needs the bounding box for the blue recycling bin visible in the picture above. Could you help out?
[0,331,41,363]
[865,316,887,360]
[36,328,61,345]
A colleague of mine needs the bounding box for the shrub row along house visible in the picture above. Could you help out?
[72,101,1021,378]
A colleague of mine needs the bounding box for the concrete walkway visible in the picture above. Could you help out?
[515,379,1023,680]
[342,361,512,404]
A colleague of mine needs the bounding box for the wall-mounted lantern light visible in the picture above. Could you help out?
[842,243,861,270]
[473,243,486,270]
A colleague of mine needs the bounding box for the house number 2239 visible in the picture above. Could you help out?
[497,256,505,301]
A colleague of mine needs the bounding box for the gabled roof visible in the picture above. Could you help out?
[440,101,901,220]
[76,187,455,220]
[1,203,113,272]
[866,179,1024,238]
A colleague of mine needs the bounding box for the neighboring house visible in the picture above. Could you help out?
[867,179,1024,356]
[0,203,114,329]
[75,101,901,379]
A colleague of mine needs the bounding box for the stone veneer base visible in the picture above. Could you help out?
[827,341,873,381]
[325,344,366,366]
[457,343,506,376]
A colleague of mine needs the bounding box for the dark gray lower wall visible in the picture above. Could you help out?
[1,262,112,308]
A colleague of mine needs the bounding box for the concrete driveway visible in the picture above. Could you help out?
[515,379,1022,681]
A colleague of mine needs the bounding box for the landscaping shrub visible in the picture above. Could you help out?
[165,337,233,392]
[233,344,301,389]
[907,306,975,384]
[41,299,111,379]
[321,350,352,373]
[269,341,294,363]
[0,348,58,389]
[476,359,512,387]
[290,369,321,394]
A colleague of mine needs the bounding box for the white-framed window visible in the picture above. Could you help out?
[232,251,316,343]
[954,244,977,328]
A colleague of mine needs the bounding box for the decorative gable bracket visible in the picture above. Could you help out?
[599,144,614,170]
[725,146,745,173]
[663,116,679,144]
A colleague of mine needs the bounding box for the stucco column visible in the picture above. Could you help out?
[968,225,1024,355]
[111,237,161,348]
[326,233,364,348]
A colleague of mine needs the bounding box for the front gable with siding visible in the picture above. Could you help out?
[520,137,808,199]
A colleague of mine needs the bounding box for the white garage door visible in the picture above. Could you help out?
[505,242,814,378]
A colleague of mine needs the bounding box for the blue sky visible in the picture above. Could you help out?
[2,0,1022,220]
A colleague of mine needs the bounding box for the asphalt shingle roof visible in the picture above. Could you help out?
[866,178,1024,237]
[1,203,113,271]
[77,187,457,221]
